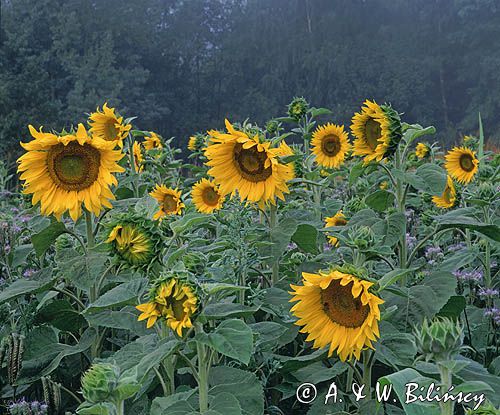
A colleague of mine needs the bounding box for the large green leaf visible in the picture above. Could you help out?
[271,217,298,258]
[209,366,264,415]
[411,164,447,195]
[292,223,318,254]
[87,278,148,311]
[365,190,395,212]
[35,299,87,332]
[436,208,500,242]
[83,306,149,335]
[196,319,253,365]
[31,220,67,257]
[250,322,289,351]
[0,268,56,304]
[56,248,109,291]
[202,303,259,319]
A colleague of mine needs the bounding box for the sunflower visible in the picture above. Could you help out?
[445,146,479,184]
[88,103,131,146]
[150,185,184,219]
[204,119,294,207]
[192,178,224,213]
[415,142,429,159]
[432,175,456,209]
[290,270,383,361]
[132,141,144,173]
[324,211,347,246]
[143,132,163,151]
[136,277,198,335]
[188,136,197,151]
[311,123,351,168]
[188,133,207,152]
[351,100,402,164]
[17,124,124,221]
[106,223,153,267]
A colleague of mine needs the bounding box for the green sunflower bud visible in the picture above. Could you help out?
[477,182,495,200]
[414,317,463,363]
[287,97,309,121]
[265,119,279,135]
[465,400,499,414]
[348,226,378,251]
[290,252,306,265]
[55,233,74,253]
[345,196,367,214]
[81,363,118,403]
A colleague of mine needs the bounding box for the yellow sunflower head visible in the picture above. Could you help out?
[351,100,402,164]
[290,269,383,361]
[143,132,163,151]
[132,141,144,173]
[192,178,224,214]
[204,119,294,207]
[150,185,185,219]
[188,133,206,152]
[379,181,389,190]
[17,124,124,221]
[415,142,429,159]
[88,103,131,146]
[311,123,351,169]
[432,175,456,209]
[324,211,348,246]
[445,146,479,184]
[136,277,198,335]
[106,215,161,268]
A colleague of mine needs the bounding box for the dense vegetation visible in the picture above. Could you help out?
[1,0,500,165]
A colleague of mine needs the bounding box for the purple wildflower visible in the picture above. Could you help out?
[478,287,499,300]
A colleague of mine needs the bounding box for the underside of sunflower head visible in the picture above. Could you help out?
[351,100,402,164]
[136,274,198,335]
[290,269,383,361]
[432,175,456,209]
[204,119,294,207]
[17,124,124,221]
[105,213,161,269]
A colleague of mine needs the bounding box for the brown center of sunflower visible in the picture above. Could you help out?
[171,296,187,320]
[321,279,369,328]
[321,134,341,157]
[103,119,119,141]
[163,194,178,213]
[332,218,347,227]
[233,143,272,182]
[459,153,474,172]
[202,186,220,206]
[364,118,382,151]
[46,141,100,191]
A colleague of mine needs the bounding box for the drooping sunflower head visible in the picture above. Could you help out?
[132,141,144,173]
[192,178,224,214]
[105,216,159,268]
[204,119,294,207]
[290,269,383,361]
[88,103,131,146]
[188,133,206,152]
[143,132,163,151]
[150,184,184,219]
[415,142,430,159]
[351,100,402,164]
[324,211,348,246]
[136,276,198,335]
[432,175,456,209]
[445,146,479,184]
[311,123,351,169]
[17,124,124,221]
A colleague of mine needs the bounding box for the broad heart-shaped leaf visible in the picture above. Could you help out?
[436,295,466,319]
[150,391,197,415]
[195,319,253,365]
[209,366,264,415]
[35,299,87,332]
[83,306,149,336]
[411,164,447,195]
[348,208,380,228]
[377,268,418,292]
[208,392,242,415]
[170,212,212,235]
[86,278,148,311]
[202,302,259,319]
[250,322,289,351]
[270,217,298,258]
[375,322,417,369]
[31,220,67,257]
[365,190,395,212]
[291,223,318,254]
[0,268,56,304]
[384,271,457,331]
[372,212,406,247]
[435,207,500,242]
[76,401,115,415]
[378,368,440,415]
[19,327,97,383]
[56,247,109,291]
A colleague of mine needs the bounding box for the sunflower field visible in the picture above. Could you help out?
[0,98,499,415]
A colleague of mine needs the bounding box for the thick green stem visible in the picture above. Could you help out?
[85,210,95,249]
[239,269,247,304]
[196,340,209,413]
[269,204,279,285]
[394,149,407,273]
[115,400,125,415]
[438,364,453,415]
[362,350,373,400]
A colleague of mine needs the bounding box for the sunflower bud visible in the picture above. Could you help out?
[287,97,309,121]
[477,182,495,200]
[265,119,279,136]
[414,317,463,362]
[345,196,367,214]
[55,233,74,253]
[293,160,304,178]
[81,363,118,403]
[290,252,306,265]
[348,226,377,251]
[465,400,499,414]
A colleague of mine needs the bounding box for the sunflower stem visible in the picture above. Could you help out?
[128,133,139,198]
[85,210,95,249]
[394,148,408,276]
[437,363,453,415]
[361,350,373,400]
[269,204,279,286]
[195,325,210,413]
